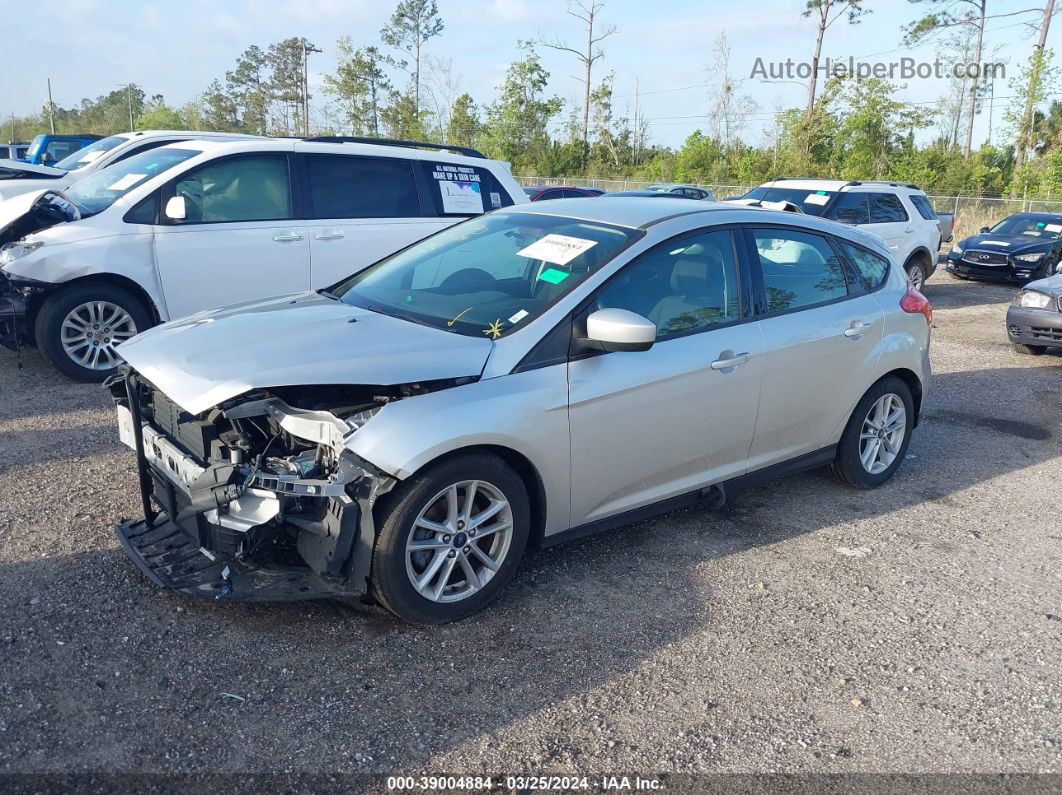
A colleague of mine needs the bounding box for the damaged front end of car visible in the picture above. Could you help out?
[107,368,424,603]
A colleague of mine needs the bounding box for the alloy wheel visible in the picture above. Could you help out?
[60,300,138,371]
[405,480,514,603]
[859,393,907,475]
[907,265,925,291]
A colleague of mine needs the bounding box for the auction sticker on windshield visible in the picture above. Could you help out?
[804,193,830,205]
[517,233,597,265]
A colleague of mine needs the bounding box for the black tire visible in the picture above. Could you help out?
[1013,343,1046,356]
[905,259,927,291]
[35,282,153,382]
[828,376,915,489]
[369,453,530,624]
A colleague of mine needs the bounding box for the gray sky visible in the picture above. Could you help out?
[2,0,1054,149]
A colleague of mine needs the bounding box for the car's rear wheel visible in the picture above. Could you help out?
[369,453,530,624]
[1013,343,1046,355]
[35,283,153,382]
[828,376,915,489]
[905,259,927,291]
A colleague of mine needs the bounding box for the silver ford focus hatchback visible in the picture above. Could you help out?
[109,198,932,623]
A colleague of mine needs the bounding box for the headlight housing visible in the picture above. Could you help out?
[1014,251,1046,263]
[1014,290,1053,309]
[951,244,964,256]
[0,240,43,266]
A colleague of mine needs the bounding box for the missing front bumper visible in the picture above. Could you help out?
[115,516,361,601]
[0,274,28,351]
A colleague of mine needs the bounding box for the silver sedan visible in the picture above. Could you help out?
[111,198,932,623]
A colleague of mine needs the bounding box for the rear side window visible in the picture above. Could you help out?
[752,229,849,312]
[306,154,420,219]
[839,241,890,292]
[909,194,937,220]
[867,193,909,223]
[173,154,292,223]
[828,192,870,225]
[421,162,516,216]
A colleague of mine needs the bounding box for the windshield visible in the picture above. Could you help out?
[53,135,126,171]
[333,212,640,338]
[988,215,1062,239]
[743,186,835,216]
[65,147,199,216]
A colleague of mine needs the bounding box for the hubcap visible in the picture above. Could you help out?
[405,480,513,603]
[859,393,907,475]
[60,301,137,371]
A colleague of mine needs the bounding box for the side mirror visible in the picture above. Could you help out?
[979,226,990,233]
[41,152,53,164]
[164,195,187,222]
[581,308,656,353]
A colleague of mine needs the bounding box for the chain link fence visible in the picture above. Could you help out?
[515,175,1062,245]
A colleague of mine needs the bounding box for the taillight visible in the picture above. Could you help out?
[900,284,933,324]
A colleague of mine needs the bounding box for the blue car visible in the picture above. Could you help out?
[21,134,102,166]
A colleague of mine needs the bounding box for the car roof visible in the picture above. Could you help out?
[494,197,893,250]
[762,178,924,194]
[149,136,505,166]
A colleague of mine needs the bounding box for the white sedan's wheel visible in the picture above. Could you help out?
[858,393,907,475]
[60,300,139,372]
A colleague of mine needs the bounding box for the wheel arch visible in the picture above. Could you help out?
[903,246,934,274]
[879,367,924,427]
[28,272,162,334]
[384,443,550,553]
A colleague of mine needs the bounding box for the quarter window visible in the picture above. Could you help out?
[867,193,909,223]
[421,162,515,216]
[306,154,420,219]
[172,155,291,223]
[909,194,937,221]
[753,229,849,312]
[839,241,890,292]
[596,229,742,339]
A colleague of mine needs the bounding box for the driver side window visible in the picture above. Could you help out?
[172,154,292,223]
[596,229,742,339]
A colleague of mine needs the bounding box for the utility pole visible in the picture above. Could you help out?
[1013,0,1055,171]
[127,84,134,131]
[300,40,322,136]
[46,78,55,134]
[633,76,640,165]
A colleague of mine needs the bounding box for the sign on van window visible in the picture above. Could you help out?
[430,163,484,214]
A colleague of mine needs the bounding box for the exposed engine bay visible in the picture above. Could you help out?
[108,369,468,602]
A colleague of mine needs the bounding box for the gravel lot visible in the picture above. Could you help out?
[0,273,1059,778]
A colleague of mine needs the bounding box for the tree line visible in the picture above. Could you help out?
[6,0,1061,199]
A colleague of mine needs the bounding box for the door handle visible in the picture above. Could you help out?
[904,227,914,233]
[272,232,304,242]
[710,352,750,370]
[314,230,345,241]
[843,320,871,338]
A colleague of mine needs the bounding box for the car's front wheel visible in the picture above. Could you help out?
[35,283,152,382]
[828,376,915,489]
[370,453,530,624]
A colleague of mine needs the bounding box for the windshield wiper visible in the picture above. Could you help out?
[364,304,441,330]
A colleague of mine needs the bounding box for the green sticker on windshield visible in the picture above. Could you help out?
[1037,222,1046,228]
[538,268,570,285]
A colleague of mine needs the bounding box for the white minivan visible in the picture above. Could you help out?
[0,138,527,380]
[0,130,259,202]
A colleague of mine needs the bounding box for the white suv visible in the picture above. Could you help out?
[742,179,942,289]
[0,137,527,380]
[0,130,261,202]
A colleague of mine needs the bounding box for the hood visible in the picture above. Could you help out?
[1023,272,1062,295]
[0,190,78,245]
[118,292,496,414]
[959,233,1054,254]
[0,159,66,179]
